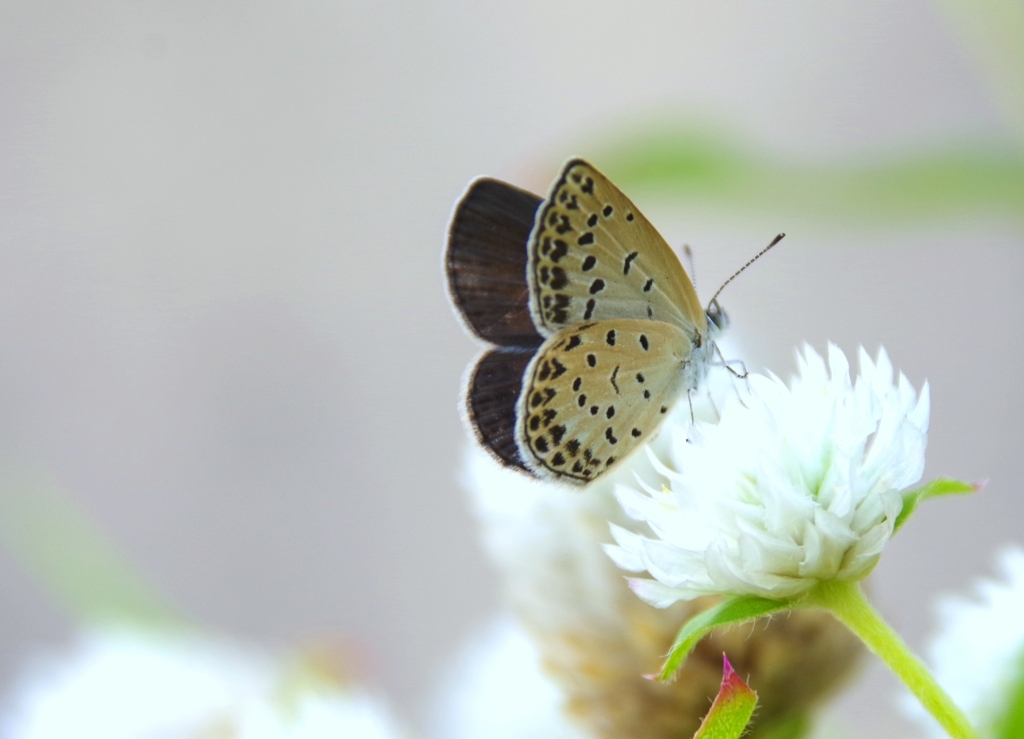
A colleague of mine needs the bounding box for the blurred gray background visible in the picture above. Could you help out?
[0,2,1020,737]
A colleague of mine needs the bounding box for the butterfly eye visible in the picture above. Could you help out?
[706,299,729,333]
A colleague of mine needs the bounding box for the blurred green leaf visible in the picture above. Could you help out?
[894,478,980,534]
[748,713,811,739]
[934,0,1024,149]
[0,459,185,629]
[995,650,1024,739]
[659,594,792,681]
[597,128,1024,224]
[692,655,757,739]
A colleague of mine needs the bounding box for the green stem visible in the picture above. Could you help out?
[806,580,977,739]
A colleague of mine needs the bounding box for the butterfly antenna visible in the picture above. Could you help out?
[683,244,696,288]
[707,233,785,308]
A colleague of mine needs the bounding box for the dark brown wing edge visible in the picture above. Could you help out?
[446,178,544,349]
[465,347,538,475]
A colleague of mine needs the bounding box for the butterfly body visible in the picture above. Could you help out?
[447,159,726,484]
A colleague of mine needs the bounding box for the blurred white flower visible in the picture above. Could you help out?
[907,546,1024,738]
[608,343,929,604]
[0,628,411,739]
[428,616,593,739]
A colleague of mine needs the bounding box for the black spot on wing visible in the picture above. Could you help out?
[549,239,569,263]
[623,251,638,275]
[550,268,568,290]
[550,424,567,445]
[549,294,571,324]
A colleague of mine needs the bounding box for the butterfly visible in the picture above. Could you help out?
[445,158,730,485]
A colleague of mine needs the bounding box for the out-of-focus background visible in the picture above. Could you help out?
[1,2,1022,737]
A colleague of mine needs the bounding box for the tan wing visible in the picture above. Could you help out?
[526,159,706,337]
[514,318,704,484]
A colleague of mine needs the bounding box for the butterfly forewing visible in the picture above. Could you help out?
[527,159,706,338]
[515,318,697,483]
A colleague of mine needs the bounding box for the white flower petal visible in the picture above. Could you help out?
[603,525,646,572]
[627,578,700,608]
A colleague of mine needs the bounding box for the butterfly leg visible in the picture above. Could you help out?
[711,344,752,403]
[687,389,695,424]
[712,342,749,379]
[704,389,722,423]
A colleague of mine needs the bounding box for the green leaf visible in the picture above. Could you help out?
[0,460,185,629]
[596,128,1024,225]
[692,655,758,739]
[994,648,1024,739]
[657,595,792,681]
[894,478,981,534]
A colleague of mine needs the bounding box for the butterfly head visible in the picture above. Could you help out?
[705,298,729,337]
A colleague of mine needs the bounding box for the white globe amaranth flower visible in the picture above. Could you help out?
[906,546,1024,738]
[0,628,411,739]
[456,339,864,739]
[607,343,929,604]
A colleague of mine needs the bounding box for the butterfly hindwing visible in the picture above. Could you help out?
[527,159,706,338]
[514,318,705,483]
[464,347,535,473]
